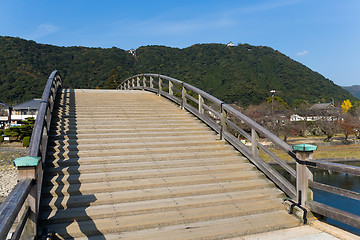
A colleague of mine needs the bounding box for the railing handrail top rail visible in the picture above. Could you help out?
[28,70,61,156]
[119,73,360,175]
[120,73,293,154]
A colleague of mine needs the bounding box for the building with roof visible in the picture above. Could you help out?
[0,101,12,128]
[11,98,41,125]
[226,41,235,47]
[129,49,136,56]
[309,103,335,110]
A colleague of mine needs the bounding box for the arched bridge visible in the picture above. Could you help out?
[0,71,359,239]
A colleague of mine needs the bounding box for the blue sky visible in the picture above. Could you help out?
[1,0,359,86]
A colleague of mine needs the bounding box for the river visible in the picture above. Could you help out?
[274,162,360,235]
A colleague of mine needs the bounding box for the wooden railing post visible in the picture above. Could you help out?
[198,94,204,114]
[127,80,130,89]
[143,76,146,90]
[169,81,173,96]
[158,77,162,96]
[131,78,135,88]
[251,129,259,157]
[293,144,316,206]
[181,85,186,110]
[150,76,154,89]
[220,103,226,140]
[136,77,140,87]
[13,156,41,236]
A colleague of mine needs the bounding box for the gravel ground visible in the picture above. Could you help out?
[0,143,27,203]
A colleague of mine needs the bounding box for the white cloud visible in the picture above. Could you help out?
[30,23,60,39]
[296,50,309,56]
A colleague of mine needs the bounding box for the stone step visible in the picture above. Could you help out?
[44,157,248,175]
[49,125,208,135]
[51,111,189,119]
[41,171,263,196]
[40,180,278,210]
[53,106,181,111]
[46,150,240,167]
[47,138,225,152]
[41,197,283,225]
[47,144,236,159]
[39,90,299,239]
[48,129,215,140]
[43,164,256,185]
[43,210,299,239]
[50,119,200,129]
[48,134,219,146]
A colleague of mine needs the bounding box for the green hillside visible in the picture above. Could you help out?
[0,36,356,106]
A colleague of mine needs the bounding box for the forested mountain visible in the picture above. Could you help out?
[0,36,356,106]
[342,85,360,98]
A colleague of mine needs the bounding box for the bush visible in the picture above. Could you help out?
[22,136,30,147]
[0,135,3,142]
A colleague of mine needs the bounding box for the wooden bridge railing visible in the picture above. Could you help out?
[0,70,62,240]
[118,73,360,229]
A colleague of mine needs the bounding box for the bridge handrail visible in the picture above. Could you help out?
[117,73,297,199]
[0,70,62,239]
[118,73,360,229]
[303,159,360,228]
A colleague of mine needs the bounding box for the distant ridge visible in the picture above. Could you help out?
[342,85,360,98]
[0,36,356,106]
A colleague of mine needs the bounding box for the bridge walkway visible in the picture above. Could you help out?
[39,89,300,239]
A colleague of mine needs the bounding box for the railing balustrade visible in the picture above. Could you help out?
[0,70,62,240]
[118,73,360,229]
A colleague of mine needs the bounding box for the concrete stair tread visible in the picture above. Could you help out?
[48,129,216,139]
[41,198,284,224]
[42,171,265,195]
[40,180,279,209]
[48,134,217,145]
[50,123,205,131]
[44,165,262,185]
[47,151,243,167]
[43,210,299,239]
[39,90,299,239]
[45,158,251,174]
[47,138,225,151]
[49,126,210,135]
[47,146,239,159]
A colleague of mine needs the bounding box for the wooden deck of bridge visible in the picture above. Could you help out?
[39,89,302,239]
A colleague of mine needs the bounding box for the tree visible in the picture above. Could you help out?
[316,120,340,142]
[341,99,352,113]
[338,115,356,141]
[4,117,35,141]
[103,69,120,89]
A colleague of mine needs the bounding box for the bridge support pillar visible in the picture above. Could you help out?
[293,144,316,206]
[13,156,41,238]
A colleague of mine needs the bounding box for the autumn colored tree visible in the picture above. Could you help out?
[341,99,352,113]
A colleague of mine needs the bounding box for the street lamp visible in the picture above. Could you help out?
[270,90,276,113]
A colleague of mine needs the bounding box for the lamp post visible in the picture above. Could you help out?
[270,90,276,113]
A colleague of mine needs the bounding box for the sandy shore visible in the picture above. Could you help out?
[0,164,17,202]
[0,143,26,203]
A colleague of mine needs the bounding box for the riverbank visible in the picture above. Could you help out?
[0,142,27,203]
[258,139,360,164]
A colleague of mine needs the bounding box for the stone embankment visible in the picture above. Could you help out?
[0,143,27,203]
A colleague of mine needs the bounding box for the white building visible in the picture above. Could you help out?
[11,99,41,125]
[226,41,235,47]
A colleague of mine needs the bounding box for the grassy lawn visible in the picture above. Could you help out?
[258,135,360,163]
